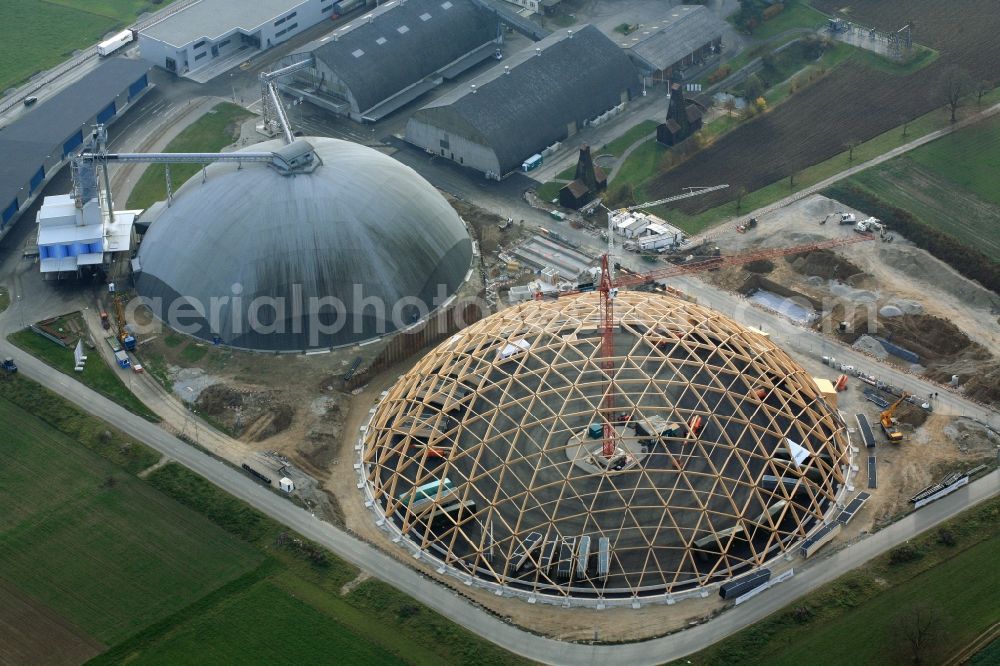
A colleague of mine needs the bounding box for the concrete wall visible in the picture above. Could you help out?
[405,118,501,176]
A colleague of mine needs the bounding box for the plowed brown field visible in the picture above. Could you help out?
[649,0,1000,212]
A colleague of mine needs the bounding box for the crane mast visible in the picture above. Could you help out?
[593,185,727,459]
[587,218,873,460]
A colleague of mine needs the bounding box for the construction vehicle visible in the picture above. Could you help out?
[854,217,883,234]
[542,186,874,460]
[110,290,136,351]
[736,217,758,233]
[2,357,17,373]
[880,393,909,442]
[838,213,857,225]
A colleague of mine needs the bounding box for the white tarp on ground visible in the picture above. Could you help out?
[749,290,818,324]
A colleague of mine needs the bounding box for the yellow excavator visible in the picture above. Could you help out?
[880,393,909,443]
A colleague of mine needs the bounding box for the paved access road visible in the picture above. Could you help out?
[0,325,996,665]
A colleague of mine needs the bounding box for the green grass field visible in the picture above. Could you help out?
[8,324,160,421]
[733,1,828,41]
[126,103,253,209]
[103,580,407,666]
[0,0,179,92]
[672,497,1000,665]
[767,537,999,665]
[0,372,529,664]
[0,396,264,645]
[839,113,1000,260]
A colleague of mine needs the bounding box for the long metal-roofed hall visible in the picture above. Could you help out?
[404,25,640,179]
[361,292,850,603]
[618,4,725,83]
[0,57,151,243]
[133,137,473,351]
[138,0,334,81]
[277,0,502,122]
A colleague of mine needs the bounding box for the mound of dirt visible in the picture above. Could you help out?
[195,383,293,439]
[878,315,974,361]
[879,246,1000,309]
[932,357,1000,406]
[895,401,929,428]
[785,249,864,281]
[297,399,346,472]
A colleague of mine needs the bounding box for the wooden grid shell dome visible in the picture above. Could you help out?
[362,292,848,600]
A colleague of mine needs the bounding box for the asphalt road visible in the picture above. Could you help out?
[0,318,996,664]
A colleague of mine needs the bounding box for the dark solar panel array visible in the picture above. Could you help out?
[855,413,875,449]
[838,492,871,525]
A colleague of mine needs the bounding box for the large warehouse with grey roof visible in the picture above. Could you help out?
[404,25,640,178]
[0,58,150,239]
[279,0,502,122]
[619,4,724,82]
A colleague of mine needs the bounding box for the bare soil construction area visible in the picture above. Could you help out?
[699,194,1000,405]
[648,0,1000,213]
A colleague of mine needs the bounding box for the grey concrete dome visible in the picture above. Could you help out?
[135,137,472,351]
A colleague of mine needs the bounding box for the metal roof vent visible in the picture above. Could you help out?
[470,84,477,94]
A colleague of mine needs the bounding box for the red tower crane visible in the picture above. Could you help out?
[556,231,876,459]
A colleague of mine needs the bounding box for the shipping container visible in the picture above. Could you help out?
[98,30,134,57]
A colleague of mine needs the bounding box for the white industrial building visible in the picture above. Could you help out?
[36,194,136,275]
[138,0,337,80]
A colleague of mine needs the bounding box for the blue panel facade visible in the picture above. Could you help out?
[1,199,18,226]
[874,336,920,364]
[89,241,104,254]
[63,130,84,157]
[128,73,148,100]
[97,101,117,123]
[29,166,46,194]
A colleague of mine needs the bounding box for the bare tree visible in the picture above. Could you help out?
[893,604,945,665]
[941,65,973,122]
[976,79,993,105]
[845,139,859,162]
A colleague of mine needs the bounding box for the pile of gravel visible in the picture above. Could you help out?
[879,305,904,318]
[852,334,888,360]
